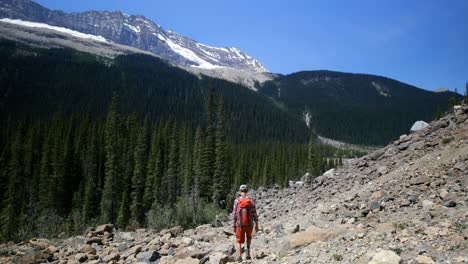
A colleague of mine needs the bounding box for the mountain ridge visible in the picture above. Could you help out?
[0,0,268,73]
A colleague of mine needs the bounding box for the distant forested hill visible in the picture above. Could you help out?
[259,70,459,145]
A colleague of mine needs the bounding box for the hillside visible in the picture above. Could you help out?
[1,105,466,263]
[259,71,460,145]
[0,40,308,144]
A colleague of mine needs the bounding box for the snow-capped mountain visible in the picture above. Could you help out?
[0,0,268,73]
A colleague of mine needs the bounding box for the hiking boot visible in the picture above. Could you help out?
[236,256,243,262]
[246,250,251,260]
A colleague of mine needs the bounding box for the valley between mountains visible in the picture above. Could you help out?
[1,104,466,264]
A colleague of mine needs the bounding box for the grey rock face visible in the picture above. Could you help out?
[0,0,268,73]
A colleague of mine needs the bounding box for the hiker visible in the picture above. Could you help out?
[232,184,259,261]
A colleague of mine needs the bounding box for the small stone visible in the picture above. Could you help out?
[291,225,300,234]
[169,226,184,237]
[368,250,401,264]
[209,252,230,264]
[416,255,435,264]
[79,244,94,253]
[211,219,223,228]
[443,201,456,207]
[136,250,160,262]
[422,200,433,209]
[408,195,419,204]
[86,237,102,245]
[369,201,382,213]
[102,252,120,262]
[75,253,88,262]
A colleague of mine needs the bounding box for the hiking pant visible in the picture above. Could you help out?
[236,226,253,244]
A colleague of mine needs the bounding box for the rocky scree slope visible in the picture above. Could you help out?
[1,106,467,263]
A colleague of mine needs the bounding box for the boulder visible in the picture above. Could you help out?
[79,244,94,254]
[208,252,230,264]
[95,224,114,234]
[169,226,184,237]
[29,238,50,249]
[211,219,223,228]
[415,255,435,264]
[19,250,51,264]
[101,252,120,262]
[443,201,456,207]
[368,250,401,264]
[410,121,429,132]
[136,250,160,262]
[75,253,88,262]
[85,237,103,245]
[120,232,135,241]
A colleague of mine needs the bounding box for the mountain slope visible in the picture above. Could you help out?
[259,70,460,145]
[1,104,466,264]
[0,39,307,144]
[0,0,267,73]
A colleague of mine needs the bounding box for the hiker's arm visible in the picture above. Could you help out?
[232,199,238,231]
[252,199,259,230]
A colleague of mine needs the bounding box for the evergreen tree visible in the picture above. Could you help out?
[0,128,23,241]
[192,126,203,215]
[166,124,179,206]
[82,124,99,222]
[116,191,130,228]
[130,119,149,225]
[143,128,159,212]
[201,82,216,197]
[307,134,317,182]
[100,95,121,224]
[213,96,228,205]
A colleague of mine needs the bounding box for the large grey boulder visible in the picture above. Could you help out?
[410,121,429,132]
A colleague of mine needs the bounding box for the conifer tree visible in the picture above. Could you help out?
[116,191,129,228]
[166,123,179,205]
[0,128,23,242]
[213,96,228,204]
[307,134,317,182]
[100,95,121,224]
[130,119,149,225]
[143,128,159,212]
[201,82,216,196]
[82,125,98,222]
[192,126,203,214]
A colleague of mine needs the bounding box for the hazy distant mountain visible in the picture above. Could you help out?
[0,0,268,73]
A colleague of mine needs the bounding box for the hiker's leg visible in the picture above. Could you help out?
[245,227,253,259]
[236,242,242,255]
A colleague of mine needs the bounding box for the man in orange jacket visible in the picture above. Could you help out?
[232,185,259,262]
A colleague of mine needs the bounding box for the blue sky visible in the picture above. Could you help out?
[36,0,468,93]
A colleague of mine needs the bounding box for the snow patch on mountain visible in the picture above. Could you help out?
[0,18,108,42]
[157,33,223,70]
[124,23,140,34]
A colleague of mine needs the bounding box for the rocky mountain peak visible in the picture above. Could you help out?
[0,0,268,73]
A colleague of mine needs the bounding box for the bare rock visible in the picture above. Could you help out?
[415,255,435,264]
[29,238,50,249]
[95,224,114,234]
[136,250,160,262]
[75,253,88,262]
[368,250,401,264]
[208,252,230,264]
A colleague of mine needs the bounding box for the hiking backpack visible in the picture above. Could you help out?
[237,197,253,228]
